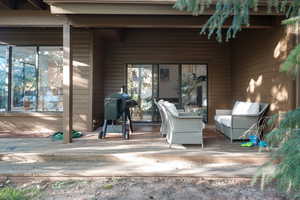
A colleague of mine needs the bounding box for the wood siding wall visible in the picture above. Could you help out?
[0,28,62,45]
[0,28,93,133]
[232,26,295,115]
[72,29,93,131]
[92,36,105,128]
[103,29,232,124]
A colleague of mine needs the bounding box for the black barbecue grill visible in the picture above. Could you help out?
[99,92,137,139]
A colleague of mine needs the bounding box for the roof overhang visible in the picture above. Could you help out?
[44,0,282,15]
[45,0,177,4]
[47,3,189,15]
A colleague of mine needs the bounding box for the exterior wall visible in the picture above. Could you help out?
[72,29,93,131]
[0,28,93,133]
[0,113,63,134]
[92,36,105,128]
[103,29,232,124]
[232,26,295,115]
[0,28,62,45]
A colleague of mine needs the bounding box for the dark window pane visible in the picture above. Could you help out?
[38,47,63,111]
[181,64,208,122]
[11,47,37,111]
[0,46,8,112]
[159,64,180,104]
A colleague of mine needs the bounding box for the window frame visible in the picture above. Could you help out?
[0,44,63,113]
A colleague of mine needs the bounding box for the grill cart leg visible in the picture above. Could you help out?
[125,108,133,133]
[99,120,108,139]
[122,113,130,140]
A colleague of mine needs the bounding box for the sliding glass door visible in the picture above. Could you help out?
[127,64,154,121]
[126,63,208,122]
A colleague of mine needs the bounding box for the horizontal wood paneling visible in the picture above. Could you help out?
[0,114,62,133]
[103,29,232,124]
[72,29,93,131]
[0,28,62,45]
[232,27,295,115]
[92,37,105,128]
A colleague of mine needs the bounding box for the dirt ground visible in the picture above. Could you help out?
[0,177,288,200]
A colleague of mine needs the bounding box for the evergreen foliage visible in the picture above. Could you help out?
[252,108,300,198]
[174,0,300,198]
[174,0,300,41]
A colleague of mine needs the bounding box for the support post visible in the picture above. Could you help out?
[63,22,73,143]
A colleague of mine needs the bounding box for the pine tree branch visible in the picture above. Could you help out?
[174,0,300,42]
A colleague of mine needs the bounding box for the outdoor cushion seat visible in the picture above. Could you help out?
[161,101,204,148]
[215,101,269,142]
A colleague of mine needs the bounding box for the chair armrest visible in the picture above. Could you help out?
[216,109,232,115]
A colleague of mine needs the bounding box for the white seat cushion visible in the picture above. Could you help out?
[215,115,232,127]
[232,101,259,115]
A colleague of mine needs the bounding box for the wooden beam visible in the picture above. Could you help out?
[49,3,284,15]
[27,0,48,9]
[0,11,66,27]
[63,22,73,144]
[45,0,177,4]
[45,0,283,6]
[68,15,275,29]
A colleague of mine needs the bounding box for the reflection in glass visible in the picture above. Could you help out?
[11,47,37,111]
[0,46,8,112]
[159,64,179,103]
[38,47,63,111]
[181,64,208,122]
[127,64,153,121]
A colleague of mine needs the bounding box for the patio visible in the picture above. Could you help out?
[0,124,269,177]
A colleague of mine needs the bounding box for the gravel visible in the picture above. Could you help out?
[7,177,288,200]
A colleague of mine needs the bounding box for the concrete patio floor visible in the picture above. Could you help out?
[0,125,269,177]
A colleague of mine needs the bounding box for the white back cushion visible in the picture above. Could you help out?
[163,102,178,117]
[232,101,260,115]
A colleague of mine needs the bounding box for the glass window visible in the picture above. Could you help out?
[0,46,8,112]
[181,64,208,122]
[158,64,180,103]
[38,47,63,111]
[127,64,153,121]
[0,46,63,113]
[11,47,37,112]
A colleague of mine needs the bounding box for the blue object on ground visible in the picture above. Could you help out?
[249,135,259,145]
[258,140,268,147]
